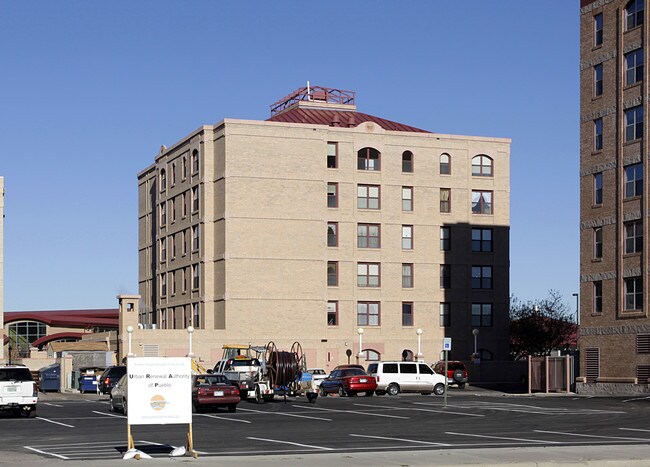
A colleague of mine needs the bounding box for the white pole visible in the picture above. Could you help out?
[187,326,195,358]
[126,326,134,358]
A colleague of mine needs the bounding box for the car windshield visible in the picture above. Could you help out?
[0,368,32,381]
[342,369,366,377]
[195,375,230,386]
[229,359,259,367]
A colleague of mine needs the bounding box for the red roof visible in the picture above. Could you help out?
[267,107,430,133]
[4,309,119,329]
[32,332,85,347]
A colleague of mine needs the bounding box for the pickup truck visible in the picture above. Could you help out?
[0,365,38,417]
[213,357,261,399]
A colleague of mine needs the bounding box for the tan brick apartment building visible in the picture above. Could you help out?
[135,86,511,371]
[579,0,650,392]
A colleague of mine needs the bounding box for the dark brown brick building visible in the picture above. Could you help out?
[579,0,650,393]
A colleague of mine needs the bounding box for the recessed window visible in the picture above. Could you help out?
[440,227,451,251]
[472,228,492,252]
[357,184,380,209]
[625,276,643,310]
[625,106,643,142]
[160,238,167,261]
[192,264,199,289]
[171,163,176,186]
[192,186,199,212]
[327,301,338,326]
[327,142,338,168]
[182,192,188,218]
[472,266,493,289]
[160,169,166,192]
[357,263,380,287]
[170,198,176,223]
[171,270,176,295]
[402,186,413,211]
[161,273,167,297]
[594,227,603,259]
[357,147,380,171]
[192,149,199,174]
[472,155,493,177]
[625,49,644,86]
[193,303,200,328]
[327,183,338,208]
[160,202,167,226]
[182,230,187,256]
[625,163,643,198]
[402,263,413,288]
[357,223,380,248]
[440,188,451,213]
[594,118,603,151]
[594,172,603,205]
[402,225,413,250]
[327,222,338,247]
[402,302,413,327]
[626,0,644,31]
[440,264,451,289]
[594,281,603,313]
[440,303,450,327]
[357,302,380,326]
[170,234,176,259]
[472,303,492,327]
[440,153,450,175]
[192,225,199,252]
[402,151,413,173]
[625,220,643,254]
[472,190,493,214]
[595,13,603,46]
[182,156,187,180]
[594,64,603,96]
[327,261,338,286]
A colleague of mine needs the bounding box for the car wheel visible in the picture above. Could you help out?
[122,399,128,416]
[255,386,263,404]
[306,392,318,402]
[458,383,466,389]
[434,383,445,396]
[365,391,374,397]
[228,404,236,413]
[453,369,464,383]
[386,383,400,396]
[338,386,346,397]
[109,397,116,412]
[320,385,327,397]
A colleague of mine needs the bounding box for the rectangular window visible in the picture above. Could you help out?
[192,151,199,174]
[625,106,643,142]
[182,229,187,256]
[402,263,413,288]
[594,118,603,151]
[327,222,338,247]
[192,225,199,252]
[182,192,187,218]
[472,303,492,327]
[160,238,167,261]
[193,303,200,328]
[327,301,338,326]
[594,172,603,205]
[402,225,413,250]
[170,198,176,223]
[182,156,187,180]
[160,202,167,226]
[402,302,413,327]
[170,233,176,259]
[357,302,380,326]
[161,273,167,297]
[595,13,603,46]
[626,1,644,30]
[192,264,199,290]
[357,223,380,248]
[594,64,603,96]
[171,163,176,186]
[357,184,380,209]
[402,186,413,211]
[327,261,338,286]
[192,186,199,212]
[594,281,603,313]
[357,263,380,287]
[626,48,644,86]
[625,163,643,198]
[625,277,643,310]
[182,267,187,293]
[471,266,493,289]
[170,270,176,295]
[625,220,643,254]
[472,228,493,252]
[440,227,451,251]
[440,303,450,327]
[327,183,338,208]
[440,188,451,213]
[594,227,603,259]
[440,264,451,289]
[472,190,493,214]
[327,142,338,169]
[402,151,413,173]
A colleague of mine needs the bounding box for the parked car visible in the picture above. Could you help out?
[319,367,377,397]
[307,368,328,388]
[0,364,38,417]
[98,365,127,395]
[432,361,468,389]
[212,357,260,399]
[109,374,128,414]
[367,361,446,396]
[332,364,365,372]
[192,374,240,412]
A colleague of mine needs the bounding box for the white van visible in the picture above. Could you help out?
[366,361,445,396]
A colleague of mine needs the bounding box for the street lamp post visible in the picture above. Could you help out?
[357,328,364,362]
[472,329,479,360]
[187,326,195,358]
[416,328,423,362]
[126,325,135,358]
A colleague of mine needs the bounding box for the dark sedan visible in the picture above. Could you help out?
[319,368,377,397]
[192,374,240,412]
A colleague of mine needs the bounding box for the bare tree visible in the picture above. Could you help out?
[509,290,576,360]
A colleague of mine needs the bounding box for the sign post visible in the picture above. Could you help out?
[442,338,452,408]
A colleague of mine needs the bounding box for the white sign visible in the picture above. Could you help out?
[443,338,452,351]
[127,357,192,425]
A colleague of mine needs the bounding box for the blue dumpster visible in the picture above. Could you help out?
[39,364,60,392]
[79,369,101,393]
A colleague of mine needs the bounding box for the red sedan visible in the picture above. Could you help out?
[192,374,240,412]
[319,368,377,397]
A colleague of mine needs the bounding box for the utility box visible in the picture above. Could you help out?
[39,364,61,392]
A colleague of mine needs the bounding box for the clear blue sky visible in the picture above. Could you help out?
[0,1,579,312]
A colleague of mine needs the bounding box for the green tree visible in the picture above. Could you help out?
[509,290,577,360]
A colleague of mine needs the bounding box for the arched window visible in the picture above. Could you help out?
[7,321,47,357]
[401,349,414,361]
[472,155,493,177]
[361,349,381,362]
[402,151,413,173]
[440,153,450,174]
[159,169,166,191]
[357,147,380,171]
[626,0,644,30]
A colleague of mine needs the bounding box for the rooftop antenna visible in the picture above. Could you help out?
[307,80,312,101]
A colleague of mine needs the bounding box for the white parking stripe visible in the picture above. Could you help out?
[620,427,650,433]
[196,413,251,423]
[238,407,332,422]
[43,403,64,407]
[294,404,409,419]
[92,410,124,418]
[36,417,75,428]
[623,396,650,402]
[357,403,483,417]
[24,446,69,460]
[446,431,561,444]
[247,436,333,451]
[535,430,650,441]
[350,433,451,446]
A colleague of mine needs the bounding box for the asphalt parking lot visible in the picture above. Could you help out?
[3,387,650,465]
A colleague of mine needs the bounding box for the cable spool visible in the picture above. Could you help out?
[264,341,304,388]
